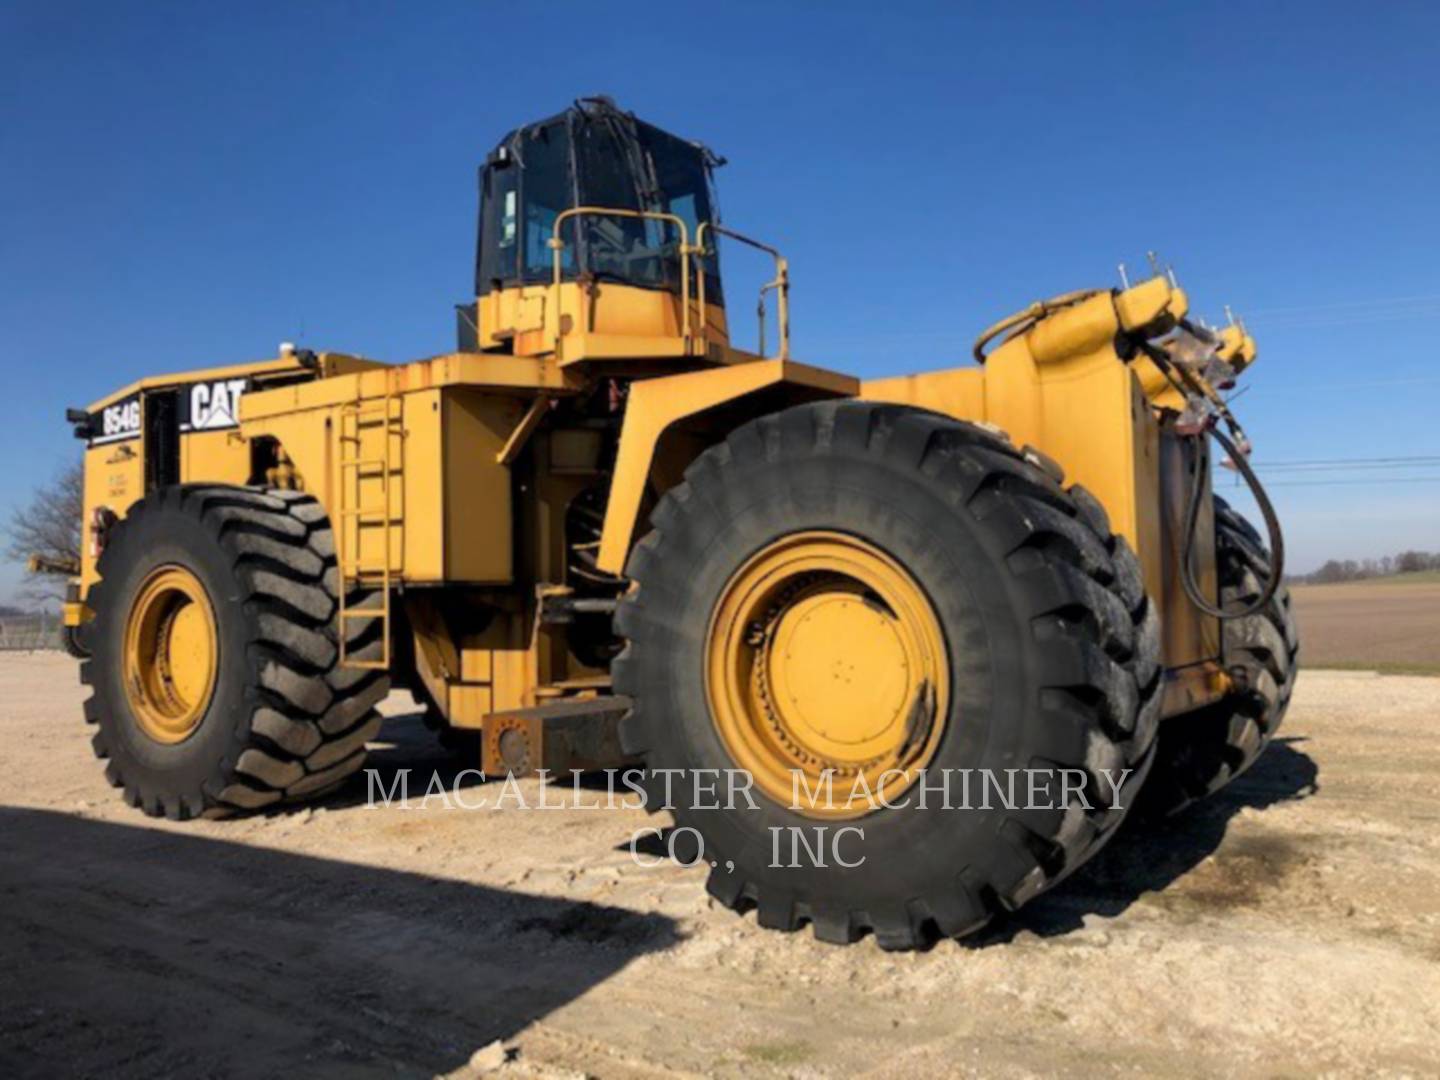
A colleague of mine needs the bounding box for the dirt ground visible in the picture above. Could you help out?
[2,653,1439,1079]
[1290,581,1440,671]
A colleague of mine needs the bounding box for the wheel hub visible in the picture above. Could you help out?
[706,532,949,818]
[123,565,218,744]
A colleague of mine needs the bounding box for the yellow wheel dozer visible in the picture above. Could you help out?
[63,98,1295,946]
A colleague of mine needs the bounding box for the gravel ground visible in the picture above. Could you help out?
[2,652,1438,1078]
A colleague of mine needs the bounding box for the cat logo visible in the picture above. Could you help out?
[186,378,248,432]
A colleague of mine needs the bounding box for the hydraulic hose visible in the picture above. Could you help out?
[1180,425,1285,620]
[971,289,1105,363]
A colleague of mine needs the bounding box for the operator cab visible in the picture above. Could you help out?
[458,98,787,367]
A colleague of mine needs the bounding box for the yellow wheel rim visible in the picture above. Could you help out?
[705,532,949,818]
[123,565,218,744]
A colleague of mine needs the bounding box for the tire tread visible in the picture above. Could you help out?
[81,485,389,818]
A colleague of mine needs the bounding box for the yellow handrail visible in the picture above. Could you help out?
[549,206,693,344]
[695,222,790,360]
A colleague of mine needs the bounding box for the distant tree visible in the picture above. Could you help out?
[1298,549,1440,584]
[3,461,83,606]
[1396,550,1429,574]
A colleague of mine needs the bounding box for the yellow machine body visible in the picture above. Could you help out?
[72,267,1240,741]
[68,104,1251,766]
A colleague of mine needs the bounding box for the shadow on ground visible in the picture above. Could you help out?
[0,805,679,1079]
[974,736,1320,944]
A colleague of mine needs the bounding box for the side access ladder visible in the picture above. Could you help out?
[337,391,403,670]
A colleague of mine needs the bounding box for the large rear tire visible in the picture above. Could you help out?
[614,401,1162,948]
[1143,497,1299,815]
[81,486,390,819]
[61,623,89,659]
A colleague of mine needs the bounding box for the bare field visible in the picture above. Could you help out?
[3,652,1440,1078]
[1290,580,1440,672]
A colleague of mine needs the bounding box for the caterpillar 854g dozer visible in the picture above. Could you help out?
[62,98,1296,948]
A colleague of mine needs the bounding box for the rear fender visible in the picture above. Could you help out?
[596,360,857,574]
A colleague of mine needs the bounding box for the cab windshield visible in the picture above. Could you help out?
[475,103,722,305]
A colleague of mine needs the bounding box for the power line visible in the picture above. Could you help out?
[1247,460,1440,474]
[1250,308,1440,330]
[1255,464,1440,474]
[1246,292,1440,316]
[1240,376,1440,394]
[1244,455,1440,469]
[1217,454,1440,487]
[1239,291,1440,330]
[1221,476,1440,488]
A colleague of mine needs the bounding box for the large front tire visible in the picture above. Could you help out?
[614,402,1162,948]
[81,486,390,819]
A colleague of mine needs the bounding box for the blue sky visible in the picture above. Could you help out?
[2,1,1438,602]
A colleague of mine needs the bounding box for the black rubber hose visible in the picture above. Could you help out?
[1180,425,1285,619]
